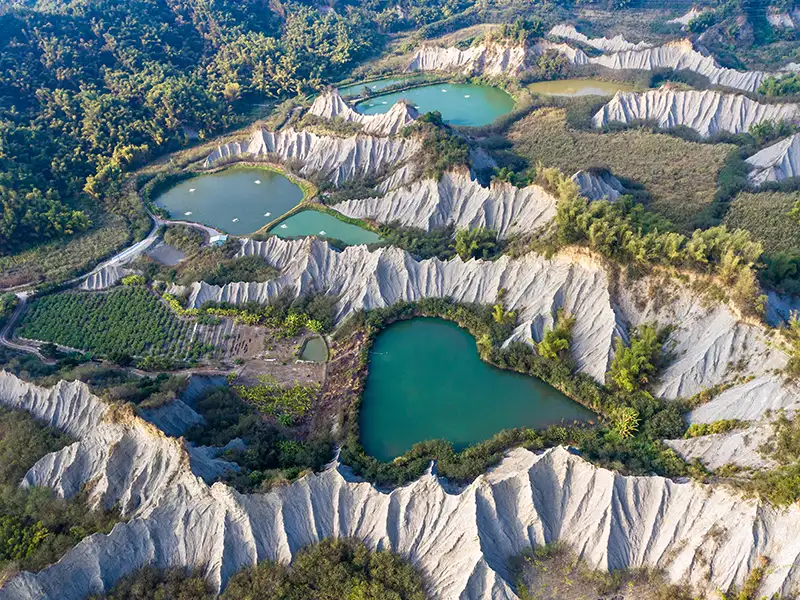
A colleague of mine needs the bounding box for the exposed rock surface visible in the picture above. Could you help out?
[548,24,652,52]
[746,133,800,185]
[80,266,132,290]
[1,368,800,600]
[570,170,625,201]
[138,399,203,437]
[178,237,787,409]
[665,422,776,470]
[592,89,800,137]
[2,371,800,600]
[406,39,589,75]
[308,89,419,136]
[667,7,708,26]
[586,39,786,93]
[203,128,421,190]
[334,171,557,238]
[407,41,527,76]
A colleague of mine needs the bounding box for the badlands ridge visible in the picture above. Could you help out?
[2,372,800,600]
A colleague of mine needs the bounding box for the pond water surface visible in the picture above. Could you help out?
[270,210,381,245]
[155,168,304,235]
[527,78,636,97]
[338,75,426,97]
[359,318,595,461]
[300,336,328,362]
[355,83,515,127]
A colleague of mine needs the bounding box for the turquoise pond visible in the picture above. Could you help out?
[269,210,381,245]
[154,168,304,235]
[354,83,515,127]
[359,318,595,461]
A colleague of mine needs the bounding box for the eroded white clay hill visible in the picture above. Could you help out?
[178,236,791,421]
[548,23,653,52]
[407,41,528,76]
[585,39,795,93]
[2,371,800,600]
[667,7,709,26]
[409,26,799,93]
[570,170,625,201]
[746,133,800,185]
[334,170,557,238]
[203,128,421,190]
[406,39,587,76]
[308,89,419,136]
[592,89,800,137]
[80,265,134,290]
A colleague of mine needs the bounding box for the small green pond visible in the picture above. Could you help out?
[527,78,636,97]
[270,210,381,245]
[355,83,515,127]
[338,75,426,97]
[154,168,304,235]
[359,318,595,461]
[300,336,328,362]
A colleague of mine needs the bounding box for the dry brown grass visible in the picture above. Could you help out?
[507,107,735,232]
[724,190,800,254]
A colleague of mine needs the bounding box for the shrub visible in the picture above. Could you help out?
[221,538,428,600]
[536,309,575,362]
[608,325,661,393]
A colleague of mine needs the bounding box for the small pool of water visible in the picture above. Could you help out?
[300,336,328,362]
[360,318,595,461]
[270,210,381,245]
[527,78,636,97]
[355,83,515,127]
[154,168,304,235]
[338,75,426,97]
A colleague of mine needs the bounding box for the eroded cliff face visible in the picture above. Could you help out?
[592,89,800,137]
[548,24,653,53]
[334,170,558,238]
[2,369,800,600]
[308,89,419,136]
[570,170,624,202]
[177,237,789,411]
[407,41,528,76]
[746,133,800,185]
[203,128,422,189]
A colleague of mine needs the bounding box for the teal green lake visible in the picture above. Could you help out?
[527,78,636,97]
[359,318,595,461]
[300,336,328,362]
[338,75,425,97]
[155,168,304,235]
[355,83,515,127]
[270,210,381,245]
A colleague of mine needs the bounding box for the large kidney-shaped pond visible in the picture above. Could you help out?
[154,168,304,235]
[355,83,515,127]
[359,318,595,461]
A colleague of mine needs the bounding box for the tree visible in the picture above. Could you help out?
[537,309,575,362]
[454,228,498,261]
[608,325,661,393]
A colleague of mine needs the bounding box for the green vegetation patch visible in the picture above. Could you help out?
[18,287,209,360]
[186,386,332,493]
[92,538,428,600]
[221,538,428,600]
[724,190,800,254]
[507,108,735,232]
